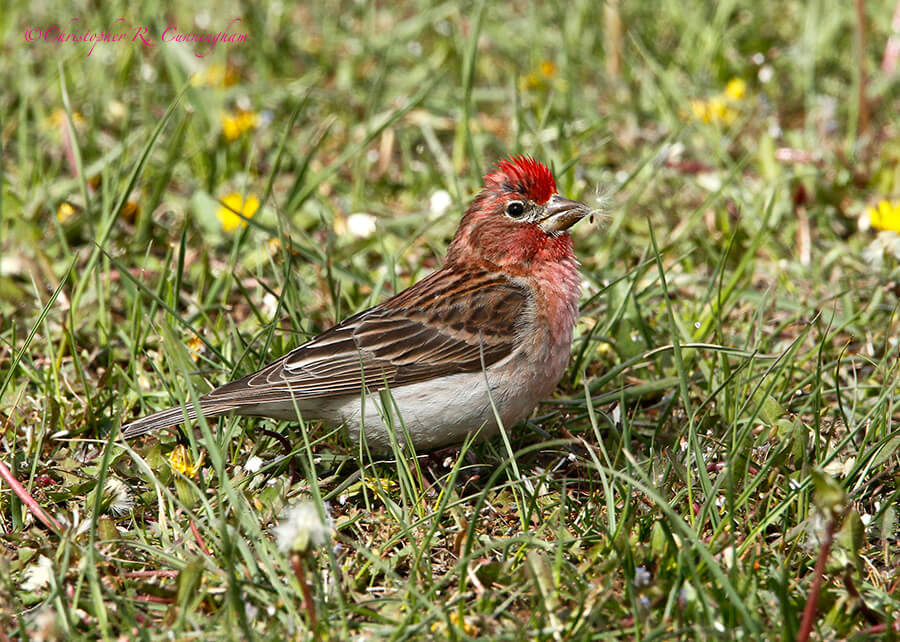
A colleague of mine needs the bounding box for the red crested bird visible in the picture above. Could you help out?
[123,156,591,451]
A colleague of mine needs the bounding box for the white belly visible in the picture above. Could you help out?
[244,346,565,452]
[325,369,532,451]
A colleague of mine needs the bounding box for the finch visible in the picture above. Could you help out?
[123,156,590,451]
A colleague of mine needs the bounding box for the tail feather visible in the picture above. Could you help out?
[121,401,233,439]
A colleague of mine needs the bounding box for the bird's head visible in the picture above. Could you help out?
[446,156,590,271]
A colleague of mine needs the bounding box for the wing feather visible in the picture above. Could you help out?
[201,267,530,406]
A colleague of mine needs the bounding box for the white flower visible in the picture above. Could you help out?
[21,555,53,592]
[429,190,453,217]
[244,456,264,473]
[260,293,279,320]
[858,211,872,232]
[140,63,156,83]
[273,501,332,554]
[863,231,900,269]
[346,213,377,239]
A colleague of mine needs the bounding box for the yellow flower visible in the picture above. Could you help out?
[688,79,746,125]
[48,108,85,129]
[521,60,557,91]
[866,200,900,233]
[120,200,140,223]
[364,477,398,494]
[192,64,239,88]
[724,78,746,101]
[186,335,204,361]
[220,109,259,141]
[168,444,202,477]
[521,72,541,91]
[689,97,737,125]
[217,192,260,232]
[690,99,711,123]
[431,612,477,636]
[57,202,76,223]
[708,96,738,124]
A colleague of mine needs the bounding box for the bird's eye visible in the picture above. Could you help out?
[506,201,525,218]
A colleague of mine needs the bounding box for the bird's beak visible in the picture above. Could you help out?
[538,194,590,233]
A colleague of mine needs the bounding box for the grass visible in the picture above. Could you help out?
[2,0,900,638]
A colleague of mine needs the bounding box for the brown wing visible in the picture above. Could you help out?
[201,266,531,405]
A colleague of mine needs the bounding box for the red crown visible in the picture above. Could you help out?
[486,156,557,204]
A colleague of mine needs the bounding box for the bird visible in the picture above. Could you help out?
[122,156,591,452]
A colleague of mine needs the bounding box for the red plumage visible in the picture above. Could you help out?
[485,156,557,204]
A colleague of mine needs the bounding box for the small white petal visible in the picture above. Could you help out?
[21,556,54,592]
[611,404,621,425]
[140,64,156,82]
[696,172,722,192]
[429,190,453,216]
[273,501,332,553]
[244,456,264,473]
[347,213,377,239]
[261,293,279,319]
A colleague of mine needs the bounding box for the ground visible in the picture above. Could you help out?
[1,0,899,639]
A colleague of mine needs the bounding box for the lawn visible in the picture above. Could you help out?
[2,0,899,639]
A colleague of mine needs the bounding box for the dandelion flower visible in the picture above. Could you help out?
[273,501,332,554]
[192,64,239,88]
[48,109,85,129]
[864,200,900,233]
[707,96,737,124]
[187,334,204,362]
[168,444,202,477]
[688,79,745,125]
[217,193,260,232]
[431,612,478,636]
[57,202,76,223]
[521,59,557,91]
[101,478,135,516]
[690,99,712,123]
[120,200,141,223]
[724,78,746,101]
[220,109,259,141]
